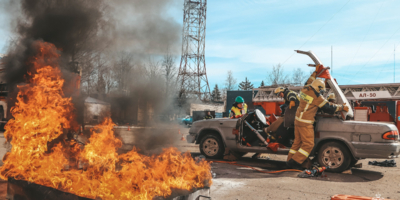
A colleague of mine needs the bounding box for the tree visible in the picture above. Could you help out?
[260,80,265,87]
[114,52,134,93]
[224,70,237,91]
[238,77,254,90]
[266,63,289,86]
[211,84,222,102]
[291,68,308,86]
[162,50,177,97]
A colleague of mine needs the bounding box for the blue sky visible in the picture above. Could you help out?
[2,0,400,89]
[199,0,400,88]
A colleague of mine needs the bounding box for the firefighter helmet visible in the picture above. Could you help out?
[274,87,286,96]
[310,79,326,94]
[327,93,336,102]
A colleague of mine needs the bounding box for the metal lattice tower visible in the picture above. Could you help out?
[178,0,210,101]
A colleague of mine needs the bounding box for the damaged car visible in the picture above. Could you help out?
[186,50,400,173]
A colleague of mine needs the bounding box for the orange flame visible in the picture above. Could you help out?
[0,41,212,199]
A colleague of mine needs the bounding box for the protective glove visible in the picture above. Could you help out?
[289,101,295,109]
[342,103,349,112]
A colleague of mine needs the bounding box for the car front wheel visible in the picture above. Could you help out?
[317,142,351,173]
[199,134,225,159]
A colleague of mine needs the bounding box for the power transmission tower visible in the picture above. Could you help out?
[178,0,211,101]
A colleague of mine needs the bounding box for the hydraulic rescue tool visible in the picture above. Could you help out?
[298,165,330,178]
[244,121,269,147]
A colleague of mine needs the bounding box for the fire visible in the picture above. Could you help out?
[0,41,212,199]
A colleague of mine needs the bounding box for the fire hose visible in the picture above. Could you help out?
[244,121,269,147]
[212,161,302,173]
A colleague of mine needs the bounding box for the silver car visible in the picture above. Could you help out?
[187,51,400,173]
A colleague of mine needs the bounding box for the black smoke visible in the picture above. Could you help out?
[3,0,109,89]
[2,0,183,154]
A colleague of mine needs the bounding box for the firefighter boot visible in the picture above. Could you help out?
[301,158,313,169]
[287,159,303,170]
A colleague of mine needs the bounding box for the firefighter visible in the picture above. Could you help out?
[287,66,349,170]
[204,111,213,120]
[274,87,299,115]
[327,93,336,103]
[264,87,299,134]
[229,96,248,118]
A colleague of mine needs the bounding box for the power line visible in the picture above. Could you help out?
[373,41,400,82]
[346,1,386,68]
[349,25,400,84]
[281,0,351,67]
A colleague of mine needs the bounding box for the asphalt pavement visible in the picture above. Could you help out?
[1,127,400,200]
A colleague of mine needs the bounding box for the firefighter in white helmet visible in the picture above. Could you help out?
[287,66,349,170]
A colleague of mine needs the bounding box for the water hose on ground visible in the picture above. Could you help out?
[212,160,302,174]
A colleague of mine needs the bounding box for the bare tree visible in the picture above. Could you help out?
[224,70,237,91]
[80,53,101,95]
[147,58,162,80]
[290,68,308,86]
[220,88,227,101]
[266,64,289,86]
[162,51,177,97]
[114,52,134,93]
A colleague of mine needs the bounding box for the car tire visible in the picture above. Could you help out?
[317,142,351,173]
[199,133,225,159]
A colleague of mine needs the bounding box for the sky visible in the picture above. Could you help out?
[1,0,400,89]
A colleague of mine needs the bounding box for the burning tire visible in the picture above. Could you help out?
[317,142,351,173]
[199,133,225,159]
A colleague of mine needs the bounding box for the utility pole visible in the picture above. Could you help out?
[395,44,396,83]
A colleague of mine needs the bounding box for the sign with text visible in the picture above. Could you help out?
[352,91,392,99]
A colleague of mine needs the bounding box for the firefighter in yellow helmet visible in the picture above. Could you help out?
[229,96,248,118]
[287,67,349,170]
[264,87,299,134]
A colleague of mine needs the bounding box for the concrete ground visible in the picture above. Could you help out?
[0,126,399,199]
[175,127,400,200]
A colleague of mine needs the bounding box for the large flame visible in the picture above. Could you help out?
[0,41,212,199]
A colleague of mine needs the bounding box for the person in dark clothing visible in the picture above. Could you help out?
[264,87,300,134]
[274,87,300,116]
[204,112,213,120]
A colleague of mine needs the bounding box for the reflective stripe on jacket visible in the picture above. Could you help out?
[295,72,344,126]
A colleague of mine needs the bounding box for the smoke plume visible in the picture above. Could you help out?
[2,0,184,153]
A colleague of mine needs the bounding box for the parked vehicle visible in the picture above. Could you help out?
[179,115,193,126]
[186,50,400,173]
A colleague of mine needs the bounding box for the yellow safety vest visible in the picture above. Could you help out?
[229,103,248,118]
